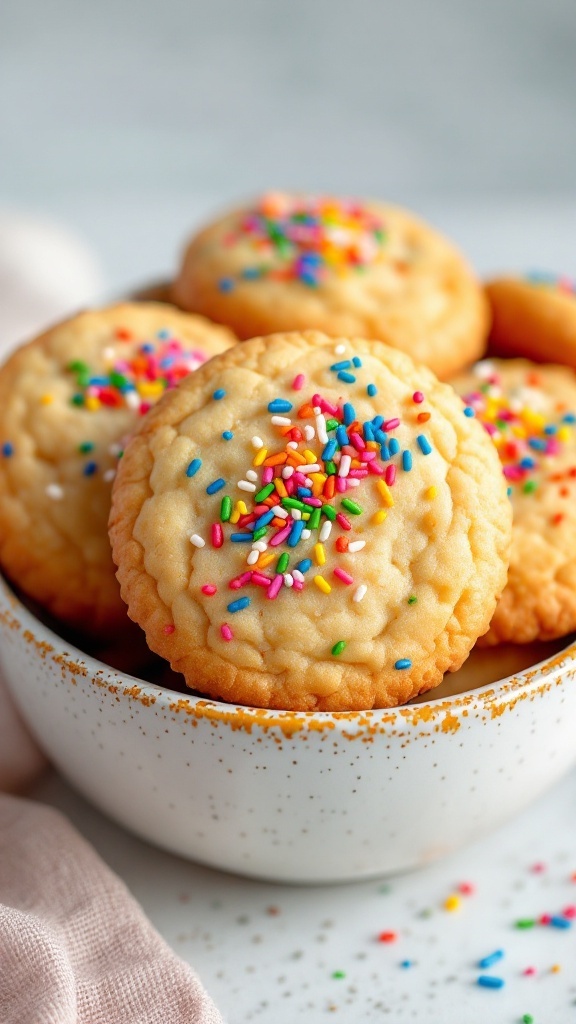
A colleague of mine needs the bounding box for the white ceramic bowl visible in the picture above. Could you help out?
[1,573,576,883]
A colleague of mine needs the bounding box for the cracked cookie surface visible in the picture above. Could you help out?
[172,193,489,380]
[110,331,511,710]
[0,303,235,634]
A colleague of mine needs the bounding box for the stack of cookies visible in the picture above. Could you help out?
[1,192,575,711]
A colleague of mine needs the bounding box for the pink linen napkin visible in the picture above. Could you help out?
[0,794,225,1024]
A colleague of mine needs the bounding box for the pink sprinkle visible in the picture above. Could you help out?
[285,478,296,495]
[293,472,308,487]
[303,496,322,507]
[342,444,356,457]
[350,431,366,451]
[163,624,175,635]
[269,523,292,547]
[484,422,498,436]
[367,461,384,475]
[383,417,400,431]
[360,450,376,462]
[349,468,369,478]
[503,465,523,480]
[334,567,354,585]
[540,913,551,925]
[262,466,274,484]
[229,572,252,589]
[546,439,561,456]
[292,373,305,390]
[293,579,304,591]
[531,862,546,873]
[563,905,576,918]
[267,574,284,599]
[385,464,396,486]
[336,513,352,531]
[212,523,224,548]
[457,882,475,895]
[201,584,217,596]
[523,967,536,976]
[312,394,339,415]
[336,477,347,493]
[413,391,424,404]
[252,572,272,587]
[221,623,233,642]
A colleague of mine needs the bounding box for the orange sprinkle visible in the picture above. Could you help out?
[335,536,349,553]
[417,411,431,423]
[324,476,336,499]
[552,512,564,525]
[264,452,288,467]
[257,553,275,570]
[377,931,397,943]
[298,403,315,419]
[274,478,288,498]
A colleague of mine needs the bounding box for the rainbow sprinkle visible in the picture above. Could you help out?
[525,270,576,296]
[219,193,387,290]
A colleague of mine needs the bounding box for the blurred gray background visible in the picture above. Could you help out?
[1,0,576,292]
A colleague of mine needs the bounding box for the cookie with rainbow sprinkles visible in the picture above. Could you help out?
[454,358,576,645]
[172,192,489,380]
[486,273,576,369]
[109,331,511,711]
[0,303,235,635]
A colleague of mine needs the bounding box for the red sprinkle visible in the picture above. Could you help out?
[413,391,424,404]
[385,464,396,486]
[377,931,397,943]
[212,523,224,548]
[336,513,352,531]
[163,624,175,635]
[201,584,217,596]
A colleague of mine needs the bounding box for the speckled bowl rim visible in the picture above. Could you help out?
[1,571,576,737]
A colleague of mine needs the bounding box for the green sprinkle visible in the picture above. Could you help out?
[308,507,322,531]
[331,640,347,656]
[78,441,95,454]
[323,504,337,521]
[515,919,536,929]
[283,497,308,511]
[276,552,290,573]
[220,496,232,522]
[522,1016,534,1024]
[326,418,339,432]
[255,483,275,502]
[324,460,337,475]
[67,360,90,374]
[253,526,268,541]
[341,498,363,515]
[71,394,84,406]
[407,595,417,605]
[109,371,128,388]
[331,970,346,979]
[523,480,538,494]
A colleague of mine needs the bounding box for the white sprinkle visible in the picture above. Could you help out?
[251,436,264,449]
[348,540,366,553]
[252,540,268,552]
[108,442,123,457]
[304,477,314,488]
[103,469,116,483]
[246,469,258,482]
[102,346,116,361]
[347,477,360,488]
[304,424,316,441]
[338,454,351,478]
[319,521,332,542]
[301,529,311,540]
[282,466,294,479]
[353,585,367,603]
[301,463,321,474]
[315,413,328,445]
[335,343,346,355]
[238,480,256,492]
[271,505,289,519]
[247,549,260,565]
[287,440,298,449]
[283,573,294,588]
[271,415,291,426]
[190,534,205,548]
[474,360,496,379]
[293,569,305,583]
[46,483,63,500]
[125,391,140,410]
[292,508,302,521]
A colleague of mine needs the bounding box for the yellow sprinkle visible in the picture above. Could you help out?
[376,480,394,507]
[230,511,240,524]
[237,500,248,515]
[257,553,275,569]
[521,409,545,431]
[372,509,387,525]
[304,449,317,463]
[314,543,326,566]
[558,426,571,442]
[40,393,53,405]
[551,964,562,974]
[85,396,100,411]
[426,486,438,500]
[138,381,164,398]
[274,478,288,498]
[511,424,527,438]
[302,512,310,520]
[314,575,331,595]
[366,440,379,451]
[253,447,268,467]
[444,894,461,912]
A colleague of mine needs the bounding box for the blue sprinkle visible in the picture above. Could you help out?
[544,424,557,435]
[477,976,505,990]
[463,406,475,417]
[330,360,351,371]
[296,558,313,573]
[367,383,377,397]
[213,389,226,400]
[395,659,412,670]
[288,520,305,547]
[529,438,547,451]
[352,356,362,368]
[400,960,413,969]
[519,457,535,469]
[157,329,171,339]
[374,429,388,445]
[206,478,226,495]
[83,461,98,476]
[322,439,338,461]
[550,915,572,929]
[241,266,261,280]
[563,413,576,423]
[336,425,349,447]
[380,443,390,461]
[300,270,319,287]
[186,459,202,478]
[88,375,109,386]
[230,533,253,543]
[227,597,250,613]
[268,398,293,414]
[343,403,356,426]
[507,486,512,497]
[219,277,235,293]
[254,510,275,531]
[478,950,504,969]
[338,371,356,383]
[402,450,412,472]
[389,438,400,456]
[140,344,155,354]
[372,415,384,429]
[363,422,375,442]
[2,442,13,457]
[222,430,234,440]
[297,487,312,498]
[417,435,433,455]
